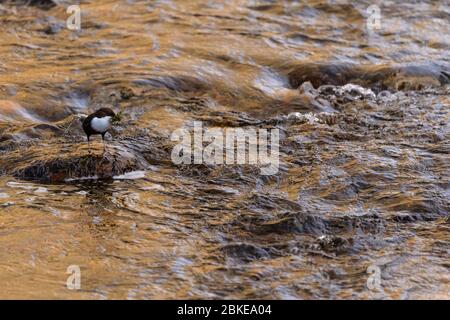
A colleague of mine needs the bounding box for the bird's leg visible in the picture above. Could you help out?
[87,135,91,154]
[102,133,106,153]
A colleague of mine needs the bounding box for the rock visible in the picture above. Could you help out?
[0,116,172,182]
[337,84,376,100]
[10,0,56,10]
[298,81,318,95]
[43,22,64,35]
[316,235,352,254]
[221,243,269,261]
[286,111,339,125]
[377,90,396,103]
[137,75,211,92]
[0,107,173,182]
[120,87,136,100]
[317,85,338,95]
[317,112,340,125]
[288,62,449,92]
[0,129,172,183]
[9,142,149,182]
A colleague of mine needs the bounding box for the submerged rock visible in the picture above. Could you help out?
[7,143,149,182]
[0,122,172,182]
[9,0,56,10]
[336,84,376,100]
[221,243,270,262]
[286,111,340,126]
[288,62,449,92]
[316,235,353,254]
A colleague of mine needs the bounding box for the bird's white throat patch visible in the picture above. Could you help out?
[91,116,111,133]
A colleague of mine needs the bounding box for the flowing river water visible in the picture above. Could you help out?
[0,0,449,299]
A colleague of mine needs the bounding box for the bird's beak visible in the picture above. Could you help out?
[112,112,122,123]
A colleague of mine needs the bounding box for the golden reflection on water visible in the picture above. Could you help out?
[0,0,448,299]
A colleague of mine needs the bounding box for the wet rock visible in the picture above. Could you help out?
[317,85,338,95]
[197,185,240,196]
[43,22,64,35]
[377,90,397,103]
[336,84,376,100]
[392,212,423,223]
[0,133,14,143]
[317,112,340,125]
[288,63,356,88]
[286,112,310,124]
[195,111,262,127]
[0,119,172,182]
[298,81,318,96]
[120,87,136,100]
[256,214,327,235]
[138,75,211,92]
[286,111,340,126]
[53,114,86,135]
[8,143,149,182]
[237,207,328,235]
[221,243,269,262]
[17,124,63,139]
[288,62,449,92]
[391,211,444,223]
[315,235,353,254]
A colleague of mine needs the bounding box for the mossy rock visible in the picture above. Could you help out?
[6,142,149,182]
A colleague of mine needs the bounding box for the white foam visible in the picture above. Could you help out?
[113,171,146,180]
[253,68,289,96]
[66,92,89,112]
[287,112,320,123]
[6,181,35,190]
[338,84,376,99]
[15,108,43,122]
[65,176,99,182]
[34,187,48,194]
[140,184,165,191]
[47,207,61,217]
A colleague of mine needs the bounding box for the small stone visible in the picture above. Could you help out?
[298,81,317,95]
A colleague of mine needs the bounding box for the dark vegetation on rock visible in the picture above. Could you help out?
[8,0,56,10]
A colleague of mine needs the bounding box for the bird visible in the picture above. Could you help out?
[82,108,121,153]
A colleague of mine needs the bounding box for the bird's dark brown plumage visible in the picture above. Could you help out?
[82,107,116,141]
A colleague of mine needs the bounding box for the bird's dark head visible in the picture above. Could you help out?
[96,108,116,118]
[95,108,122,123]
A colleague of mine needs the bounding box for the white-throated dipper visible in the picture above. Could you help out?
[82,108,121,152]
